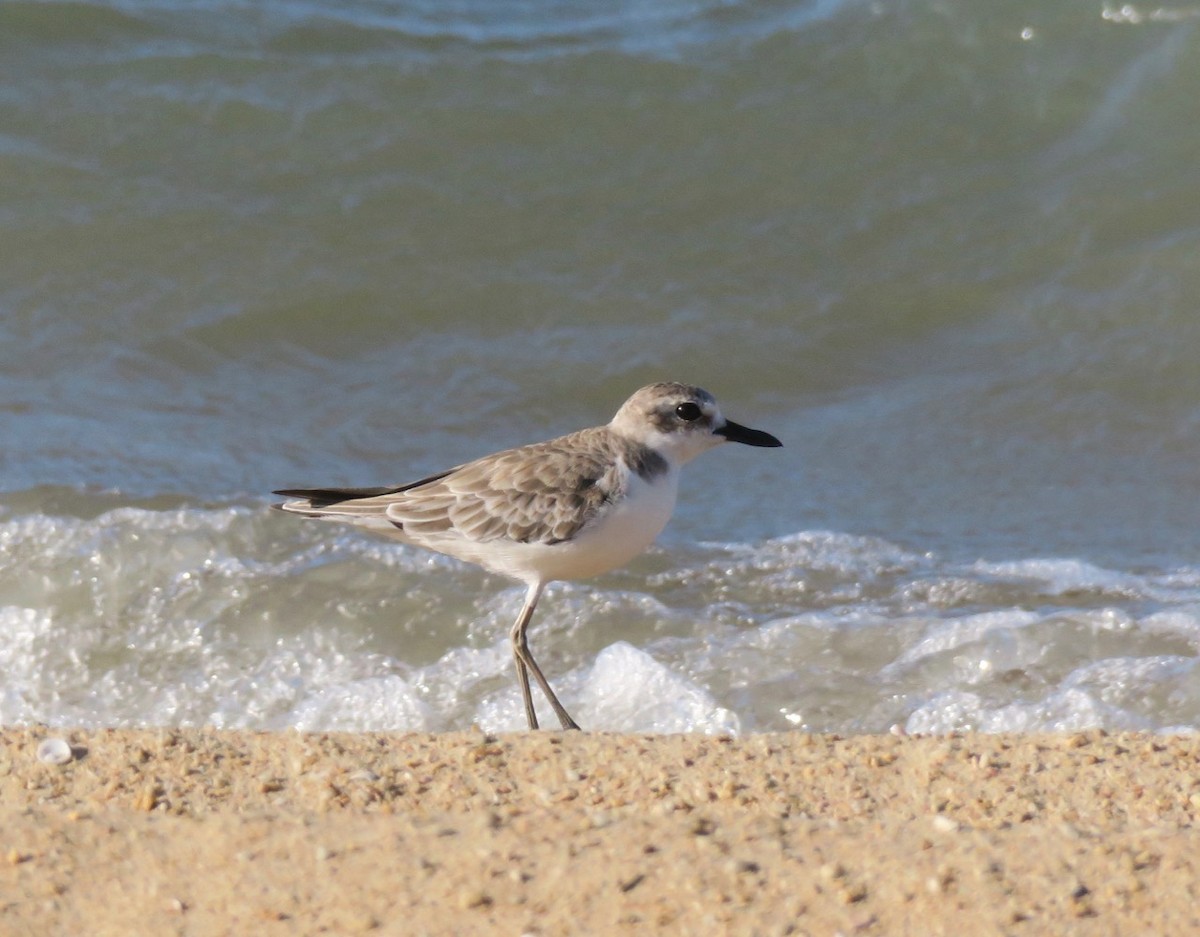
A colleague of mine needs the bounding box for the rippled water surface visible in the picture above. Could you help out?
[2,0,1200,733]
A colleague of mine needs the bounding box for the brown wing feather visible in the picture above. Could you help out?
[274,428,647,544]
[389,429,625,544]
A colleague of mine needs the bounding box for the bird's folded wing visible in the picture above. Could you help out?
[277,429,625,545]
[387,434,622,544]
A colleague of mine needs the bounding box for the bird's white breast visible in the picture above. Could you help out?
[553,461,679,579]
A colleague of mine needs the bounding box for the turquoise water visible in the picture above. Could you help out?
[2,0,1200,732]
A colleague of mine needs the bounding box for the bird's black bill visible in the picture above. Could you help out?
[716,419,782,447]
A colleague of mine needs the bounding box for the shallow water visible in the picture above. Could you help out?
[2,0,1199,733]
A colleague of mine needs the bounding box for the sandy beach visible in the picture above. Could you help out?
[1,727,1197,935]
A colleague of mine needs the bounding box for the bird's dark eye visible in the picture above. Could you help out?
[675,402,703,422]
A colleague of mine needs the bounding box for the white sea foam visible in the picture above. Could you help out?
[289,676,433,732]
[1,507,1199,734]
[575,641,740,734]
[883,609,1044,674]
[971,557,1146,597]
[905,687,1145,734]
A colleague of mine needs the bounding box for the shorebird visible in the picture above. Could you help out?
[274,382,781,730]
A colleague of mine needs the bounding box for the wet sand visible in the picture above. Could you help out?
[1,727,1197,935]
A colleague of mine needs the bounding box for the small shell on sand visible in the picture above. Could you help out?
[36,737,74,765]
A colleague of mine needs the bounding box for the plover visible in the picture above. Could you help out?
[274,382,781,730]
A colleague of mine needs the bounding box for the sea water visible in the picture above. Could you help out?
[2,0,1199,733]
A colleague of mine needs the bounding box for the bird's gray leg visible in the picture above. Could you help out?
[510,583,541,730]
[510,582,581,731]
